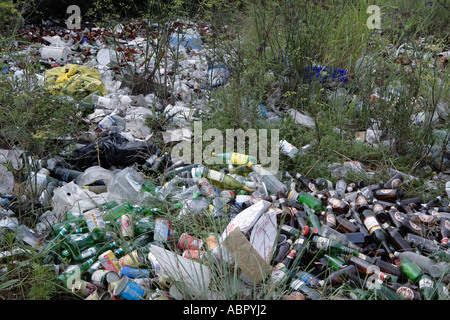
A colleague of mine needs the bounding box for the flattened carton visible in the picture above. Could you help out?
[223,227,272,285]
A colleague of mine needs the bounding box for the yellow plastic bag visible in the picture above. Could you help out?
[43,64,108,97]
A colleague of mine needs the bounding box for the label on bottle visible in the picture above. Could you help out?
[394,212,405,222]
[373,203,384,214]
[329,198,341,209]
[377,272,388,281]
[390,179,402,188]
[308,182,319,193]
[81,247,96,260]
[379,189,393,194]
[231,153,249,165]
[409,221,422,231]
[84,209,105,232]
[206,169,224,183]
[315,237,331,251]
[419,277,434,289]
[69,233,89,242]
[418,214,433,223]
[125,173,142,192]
[197,178,214,198]
[326,214,336,225]
[396,287,414,300]
[96,96,111,107]
[445,220,450,231]
[363,215,381,234]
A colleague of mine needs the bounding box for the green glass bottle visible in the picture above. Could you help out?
[418,274,437,300]
[201,167,254,193]
[57,258,96,282]
[40,224,73,259]
[280,224,302,238]
[63,241,117,262]
[304,204,322,229]
[290,280,323,300]
[323,254,346,271]
[134,217,156,236]
[225,164,252,177]
[60,228,107,259]
[311,235,361,257]
[211,152,257,165]
[371,283,403,300]
[141,180,160,195]
[394,251,423,283]
[288,190,324,211]
[51,218,87,235]
[102,202,135,221]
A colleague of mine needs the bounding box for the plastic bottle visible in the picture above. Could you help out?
[246,162,287,194]
[91,94,119,109]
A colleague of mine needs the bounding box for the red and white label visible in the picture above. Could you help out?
[445,220,450,231]
[396,287,414,300]
[394,212,405,222]
[418,214,433,223]
[329,198,341,209]
[391,179,402,188]
[409,221,422,230]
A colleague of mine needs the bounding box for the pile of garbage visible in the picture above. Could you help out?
[1,147,450,300]
[0,19,449,301]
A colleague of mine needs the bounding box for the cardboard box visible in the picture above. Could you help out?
[223,227,272,285]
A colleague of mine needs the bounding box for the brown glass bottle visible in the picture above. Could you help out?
[278,198,293,225]
[328,197,350,215]
[440,218,450,247]
[355,192,370,213]
[335,215,360,233]
[321,265,358,287]
[273,238,294,265]
[383,173,403,189]
[374,189,404,201]
[372,200,390,224]
[373,256,402,279]
[345,255,397,282]
[323,205,337,229]
[400,216,428,238]
[381,222,413,252]
[387,206,407,229]
[387,282,421,300]
[408,213,439,228]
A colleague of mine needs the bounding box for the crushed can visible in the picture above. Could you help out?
[119,213,134,240]
[205,233,220,250]
[177,233,203,251]
[72,279,97,297]
[119,249,142,268]
[91,270,120,289]
[113,276,146,300]
[98,250,120,272]
[119,266,153,279]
